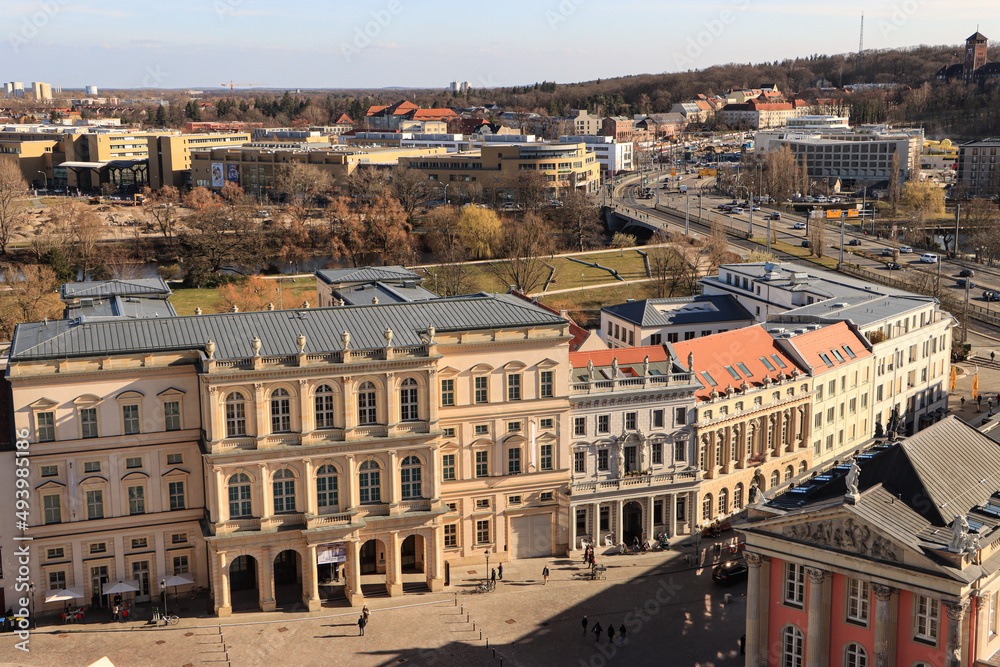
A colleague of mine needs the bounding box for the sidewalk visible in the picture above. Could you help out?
[949,348,1000,430]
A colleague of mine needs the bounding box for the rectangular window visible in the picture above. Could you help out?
[441,379,455,406]
[574,451,586,473]
[676,497,686,520]
[576,508,587,535]
[444,524,458,548]
[846,578,870,624]
[508,448,521,475]
[540,371,553,398]
[625,412,637,430]
[48,570,66,591]
[40,464,58,477]
[164,401,181,431]
[474,423,489,435]
[475,376,489,403]
[443,427,455,438]
[990,592,998,637]
[46,547,64,560]
[652,442,663,464]
[172,555,189,575]
[652,409,664,428]
[168,481,185,510]
[597,449,609,470]
[539,491,553,501]
[125,457,142,469]
[507,421,521,433]
[507,374,521,401]
[86,489,104,520]
[675,408,686,425]
[650,334,662,345]
[128,485,146,515]
[122,405,140,435]
[475,451,489,478]
[37,411,55,442]
[442,454,455,481]
[574,417,586,436]
[784,563,805,607]
[539,418,553,430]
[43,494,61,524]
[166,453,183,465]
[600,506,610,531]
[80,408,98,439]
[476,519,490,545]
[540,444,553,471]
[171,533,188,544]
[849,398,857,414]
[507,495,522,506]
[914,595,939,643]
[90,542,106,554]
[597,415,610,433]
[131,537,148,550]
[815,413,822,428]
[84,461,101,473]
[674,441,685,461]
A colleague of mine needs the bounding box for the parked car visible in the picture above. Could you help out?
[920,253,939,263]
[880,248,894,257]
[886,261,904,270]
[899,246,913,253]
[957,279,974,288]
[847,239,862,246]
[801,240,812,248]
[984,290,1000,302]
[792,221,805,229]
[751,205,761,211]
[959,269,975,278]
[712,559,749,585]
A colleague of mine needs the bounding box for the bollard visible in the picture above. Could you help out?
[480,630,482,640]
[467,613,470,623]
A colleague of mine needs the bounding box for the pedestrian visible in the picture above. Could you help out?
[992,351,996,364]
[619,623,627,645]
[542,566,550,585]
[608,624,616,644]
[498,563,503,581]
[593,622,603,643]
[111,603,119,623]
[582,616,588,635]
[358,614,366,636]
[740,633,746,655]
[961,396,966,409]
[491,568,496,585]
[362,605,370,624]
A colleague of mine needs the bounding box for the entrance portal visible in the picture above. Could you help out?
[273,550,302,608]
[622,501,643,545]
[229,555,260,611]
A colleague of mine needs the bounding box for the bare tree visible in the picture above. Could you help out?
[423,206,474,296]
[274,163,332,209]
[178,201,267,282]
[888,150,901,214]
[557,190,604,251]
[348,165,390,201]
[492,213,554,293]
[0,264,63,342]
[0,160,28,254]
[142,185,181,239]
[809,218,827,258]
[391,167,432,223]
[646,234,697,298]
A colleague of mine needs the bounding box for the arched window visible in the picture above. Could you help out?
[314,385,336,429]
[844,642,868,667]
[702,493,713,521]
[270,388,291,433]
[225,392,247,437]
[781,625,804,667]
[734,483,744,510]
[770,470,780,488]
[316,464,338,511]
[400,455,422,499]
[718,488,729,515]
[228,473,252,518]
[272,468,296,513]
[785,465,794,481]
[358,381,378,425]
[400,378,419,421]
[799,461,808,475]
[358,460,381,503]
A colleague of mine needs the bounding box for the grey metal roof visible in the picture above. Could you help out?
[602,295,753,327]
[11,293,566,361]
[315,266,422,286]
[61,278,172,301]
[332,281,439,306]
[65,296,177,320]
[774,293,937,328]
[713,262,915,301]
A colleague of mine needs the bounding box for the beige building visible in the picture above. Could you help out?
[148,132,252,189]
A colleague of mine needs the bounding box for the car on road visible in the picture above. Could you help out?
[920,253,939,263]
[957,279,974,288]
[899,246,913,253]
[801,240,812,248]
[886,261,904,270]
[984,290,1000,302]
[712,559,749,585]
[792,221,805,229]
[729,207,744,214]
[960,269,975,278]
[847,239,862,246]
[751,205,761,211]
[770,212,781,220]
[880,248,894,257]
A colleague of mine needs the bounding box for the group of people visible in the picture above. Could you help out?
[582,543,598,569]
[357,605,370,635]
[111,594,130,623]
[60,604,84,623]
[583,616,628,646]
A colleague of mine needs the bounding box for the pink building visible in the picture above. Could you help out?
[740,417,1000,667]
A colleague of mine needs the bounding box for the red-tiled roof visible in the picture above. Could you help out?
[365,105,388,117]
[672,326,805,401]
[410,108,458,120]
[332,113,354,124]
[571,345,669,368]
[785,322,870,374]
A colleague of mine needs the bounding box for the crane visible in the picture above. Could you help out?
[220,81,266,98]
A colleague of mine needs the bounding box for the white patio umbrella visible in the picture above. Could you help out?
[162,574,193,587]
[102,581,140,596]
[45,587,84,603]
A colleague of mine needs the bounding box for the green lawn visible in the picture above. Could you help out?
[765,240,840,270]
[168,277,317,315]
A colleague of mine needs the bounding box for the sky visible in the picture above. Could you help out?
[2,0,996,90]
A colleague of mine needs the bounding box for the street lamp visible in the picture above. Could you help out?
[28,582,35,629]
[161,579,168,617]
[484,549,490,583]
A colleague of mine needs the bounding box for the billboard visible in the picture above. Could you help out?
[227,163,239,183]
[317,542,347,564]
[211,162,224,188]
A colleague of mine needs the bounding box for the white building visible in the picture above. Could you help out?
[557,135,633,173]
[600,295,754,348]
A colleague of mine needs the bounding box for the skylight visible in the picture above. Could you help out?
[701,371,718,387]
[737,362,753,377]
[843,345,856,359]
[724,365,741,380]
[759,357,776,371]
[771,354,787,369]
[832,349,845,363]
[819,353,834,367]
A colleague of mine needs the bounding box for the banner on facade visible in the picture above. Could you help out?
[211,162,224,188]
[317,542,347,564]
[228,163,239,183]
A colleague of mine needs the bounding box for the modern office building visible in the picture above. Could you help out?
[556,135,633,174]
[148,132,252,189]
[956,138,1000,196]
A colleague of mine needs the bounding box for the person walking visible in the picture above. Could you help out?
[498,563,503,581]
[581,616,588,635]
[542,566,550,585]
[619,623,627,645]
[961,396,966,409]
[991,350,996,364]
[362,605,370,625]
[491,568,497,586]
[111,604,119,623]
[358,614,366,636]
[592,622,603,643]
[607,624,616,644]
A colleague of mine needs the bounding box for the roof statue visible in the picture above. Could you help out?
[642,355,650,377]
[587,358,595,380]
[845,458,861,499]
[950,515,970,553]
[611,357,619,378]
[687,351,694,371]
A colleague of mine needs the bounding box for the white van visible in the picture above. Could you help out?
[920,253,939,264]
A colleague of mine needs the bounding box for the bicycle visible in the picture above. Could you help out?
[187,586,207,599]
[159,614,179,626]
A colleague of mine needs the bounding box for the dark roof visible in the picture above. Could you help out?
[11,293,566,361]
[969,31,988,41]
[65,295,177,320]
[332,281,439,306]
[602,295,753,327]
[60,278,172,301]
[315,266,422,286]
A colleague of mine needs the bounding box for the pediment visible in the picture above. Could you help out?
[470,363,494,374]
[116,390,144,401]
[536,358,559,369]
[29,397,59,410]
[157,387,186,398]
[73,394,102,406]
[438,366,461,377]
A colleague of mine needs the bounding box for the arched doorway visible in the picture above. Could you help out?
[273,549,302,608]
[360,539,386,575]
[229,555,259,611]
[622,501,643,545]
[400,535,425,574]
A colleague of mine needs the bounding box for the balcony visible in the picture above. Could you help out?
[571,373,695,394]
[306,511,355,529]
[216,517,262,534]
[395,498,432,513]
[569,469,701,495]
[261,513,305,532]
[355,503,390,518]
[352,425,388,439]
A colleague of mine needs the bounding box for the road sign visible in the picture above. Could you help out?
[847,209,859,218]
[670,170,677,177]
[826,209,841,219]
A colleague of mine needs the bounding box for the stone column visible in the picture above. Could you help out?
[668,494,677,538]
[213,467,227,523]
[745,552,765,666]
[613,500,623,547]
[427,526,444,591]
[260,547,276,612]
[387,450,399,512]
[428,446,441,502]
[569,502,578,551]
[944,600,968,667]
[384,373,397,432]
[305,545,321,611]
[387,531,402,596]
[755,554,771,667]
[298,379,312,434]
[303,459,317,516]
[872,583,895,667]
[216,551,231,617]
[258,462,272,519]
[344,540,364,607]
[341,377,356,432]
[644,496,655,543]
[343,455,357,509]
[253,382,266,438]
[806,568,829,667]
[591,502,600,546]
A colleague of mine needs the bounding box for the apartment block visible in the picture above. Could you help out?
[956,138,1000,195]
[148,132,252,189]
